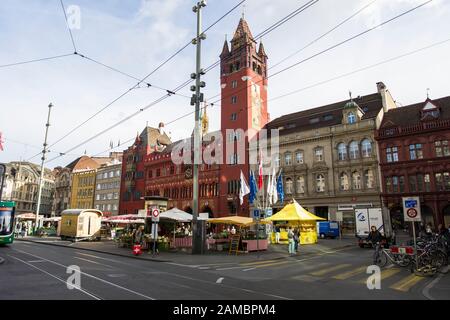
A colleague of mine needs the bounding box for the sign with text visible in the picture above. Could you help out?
[253,208,260,220]
[402,197,421,222]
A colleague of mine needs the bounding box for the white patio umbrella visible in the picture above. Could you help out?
[159,208,193,248]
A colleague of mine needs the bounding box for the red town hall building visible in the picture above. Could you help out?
[119,18,269,218]
[376,96,450,229]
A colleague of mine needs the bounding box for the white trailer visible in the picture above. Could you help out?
[355,208,391,248]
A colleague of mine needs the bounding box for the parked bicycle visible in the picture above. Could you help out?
[374,243,413,268]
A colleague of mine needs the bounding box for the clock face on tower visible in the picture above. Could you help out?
[251,82,262,129]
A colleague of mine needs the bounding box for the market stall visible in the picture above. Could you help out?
[159,208,192,249]
[264,200,325,245]
[207,216,269,252]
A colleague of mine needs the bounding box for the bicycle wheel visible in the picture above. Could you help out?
[376,251,388,267]
[397,254,412,267]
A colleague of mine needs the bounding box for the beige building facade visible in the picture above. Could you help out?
[262,82,397,234]
[93,161,122,216]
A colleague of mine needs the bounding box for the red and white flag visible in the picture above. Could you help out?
[258,149,263,190]
[0,132,4,151]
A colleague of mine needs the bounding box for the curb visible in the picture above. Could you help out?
[16,238,354,265]
[15,239,171,263]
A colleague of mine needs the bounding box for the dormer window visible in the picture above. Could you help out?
[421,100,440,120]
[347,112,356,124]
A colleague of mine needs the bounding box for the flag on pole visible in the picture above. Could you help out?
[267,171,273,206]
[249,170,258,205]
[0,132,4,151]
[239,170,250,205]
[258,149,263,190]
[276,169,284,205]
[270,166,278,205]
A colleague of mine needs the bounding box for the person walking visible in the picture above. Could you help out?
[287,227,295,255]
[293,228,300,252]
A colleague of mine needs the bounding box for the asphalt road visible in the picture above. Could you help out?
[0,241,446,300]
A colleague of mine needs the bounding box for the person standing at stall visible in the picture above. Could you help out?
[275,225,281,244]
[293,228,300,252]
[287,227,295,255]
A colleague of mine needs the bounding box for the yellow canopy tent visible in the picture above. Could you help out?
[264,200,325,244]
[208,216,270,227]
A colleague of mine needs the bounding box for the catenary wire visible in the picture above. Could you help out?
[59,0,78,53]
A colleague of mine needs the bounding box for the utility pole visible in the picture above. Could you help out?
[190,0,207,254]
[35,103,53,233]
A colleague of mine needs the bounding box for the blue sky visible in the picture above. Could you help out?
[0,0,449,168]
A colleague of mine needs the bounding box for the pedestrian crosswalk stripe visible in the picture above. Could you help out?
[358,267,401,283]
[249,260,293,269]
[310,264,351,276]
[332,266,367,280]
[390,274,425,292]
[241,259,280,266]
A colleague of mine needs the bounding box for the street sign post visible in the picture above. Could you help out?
[252,208,261,258]
[151,207,160,256]
[402,197,421,271]
[253,208,260,220]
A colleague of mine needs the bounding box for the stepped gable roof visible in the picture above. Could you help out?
[267,93,383,135]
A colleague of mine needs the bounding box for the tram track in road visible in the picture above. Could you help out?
[9,243,293,300]
[10,247,156,300]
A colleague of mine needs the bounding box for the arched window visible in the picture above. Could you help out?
[349,141,359,159]
[285,153,292,166]
[316,174,325,192]
[348,112,356,124]
[361,139,372,157]
[296,177,305,194]
[338,143,347,161]
[339,172,349,191]
[352,171,361,190]
[364,169,374,189]
[286,178,293,194]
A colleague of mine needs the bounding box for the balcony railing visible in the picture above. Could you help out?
[377,119,450,138]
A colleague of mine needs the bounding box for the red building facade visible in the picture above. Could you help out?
[143,139,220,216]
[376,97,450,229]
[219,18,269,216]
[119,125,171,215]
[119,19,269,218]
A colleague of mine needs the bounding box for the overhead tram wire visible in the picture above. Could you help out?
[43,0,320,164]
[269,0,379,70]
[209,0,435,106]
[59,0,77,53]
[268,37,450,103]
[155,36,450,142]
[0,53,75,69]
[42,0,247,154]
[205,0,378,101]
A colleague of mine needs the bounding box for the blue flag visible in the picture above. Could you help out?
[277,171,284,205]
[249,170,258,205]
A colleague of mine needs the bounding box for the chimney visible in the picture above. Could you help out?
[377,81,396,113]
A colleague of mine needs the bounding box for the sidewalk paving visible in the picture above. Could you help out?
[16,236,357,265]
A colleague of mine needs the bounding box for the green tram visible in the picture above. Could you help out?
[0,201,16,245]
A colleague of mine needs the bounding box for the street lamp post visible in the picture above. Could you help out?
[35,103,53,233]
[191,1,207,254]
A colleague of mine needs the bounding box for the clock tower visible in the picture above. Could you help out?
[219,18,269,216]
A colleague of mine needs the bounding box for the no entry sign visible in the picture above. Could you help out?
[402,197,421,222]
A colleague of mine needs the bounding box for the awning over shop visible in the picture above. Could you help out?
[43,217,61,222]
[265,200,326,222]
[159,208,192,222]
[16,213,44,220]
[208,216,269,226]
